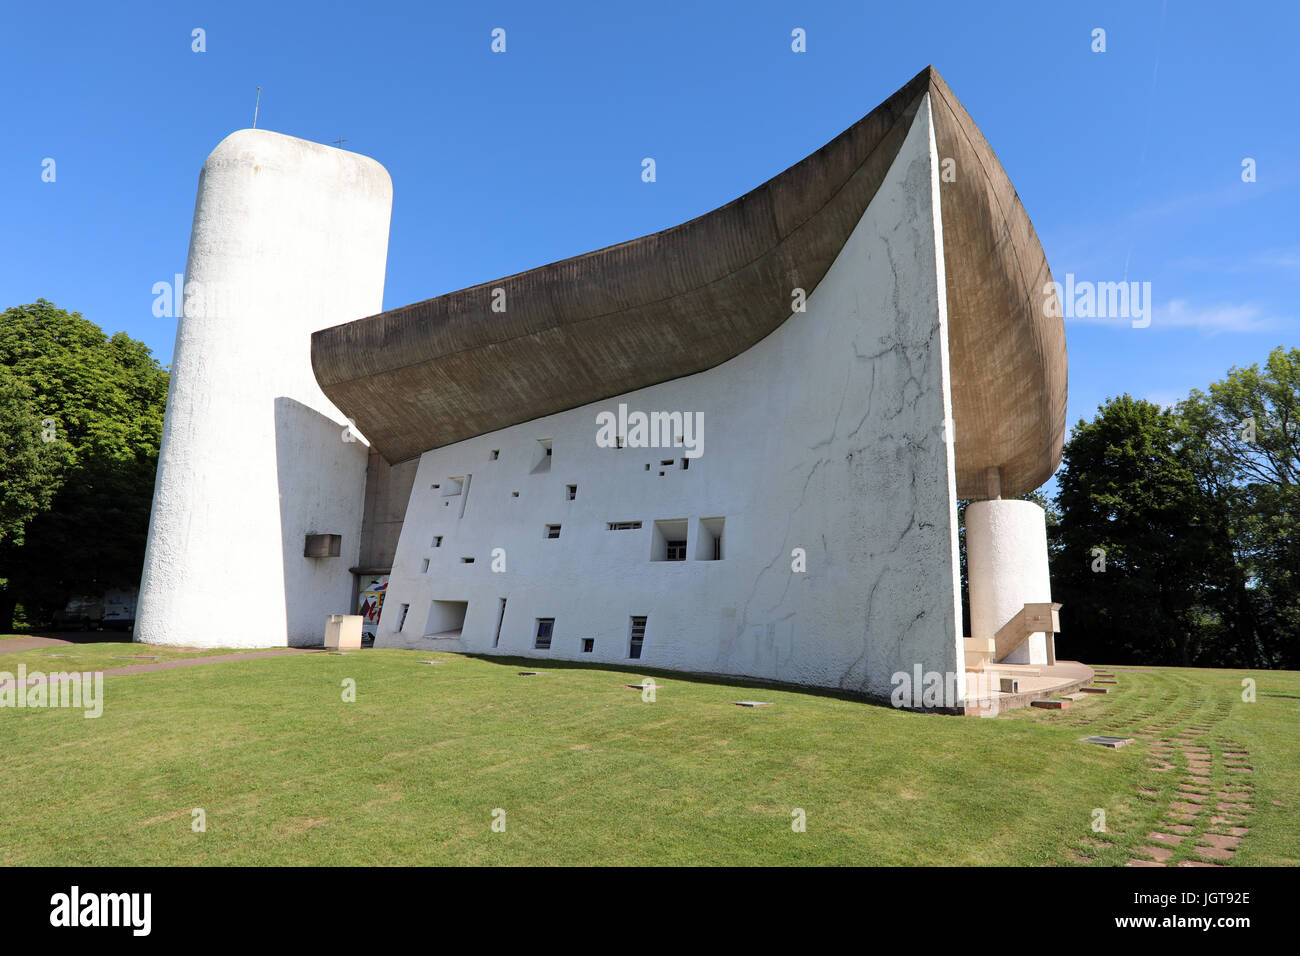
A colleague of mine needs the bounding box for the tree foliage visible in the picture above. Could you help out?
[1051,348,1299,668]
[0,301,169,629]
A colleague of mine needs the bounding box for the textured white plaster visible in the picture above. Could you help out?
[136,130,392,647]
[966,499,1052,664]
[379,96,965,702]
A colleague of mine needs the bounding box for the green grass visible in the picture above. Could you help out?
[1,641,1296,865]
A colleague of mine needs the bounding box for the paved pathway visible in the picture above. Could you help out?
[0,636,73,655]
[0,647,322,692]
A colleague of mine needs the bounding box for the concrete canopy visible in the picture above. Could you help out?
[311,66,1066,499]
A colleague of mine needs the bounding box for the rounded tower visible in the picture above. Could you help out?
[135,130,392,647]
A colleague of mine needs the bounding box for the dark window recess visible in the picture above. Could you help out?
[490,449,500,460]
[629,616,647,659]
[461,557,475,564]
[535,618,555,650]
[433,535,443,548]
[566,485,577,501]
[608,521,642,531]
[546,524,561,539]
[681,458,689,470]
[665,540,687,562]
[304,533,341,558]
[581,638,594,653]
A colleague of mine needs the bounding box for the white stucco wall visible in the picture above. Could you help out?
[378,96,965,702]
[966,499,1052,664]
[136,130,392,647]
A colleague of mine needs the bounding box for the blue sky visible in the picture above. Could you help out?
[2,0,1296,456]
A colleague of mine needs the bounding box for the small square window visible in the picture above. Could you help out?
[534,618,555,650]
[545,524,561,539]
[433,535,443,548]
[581,638,594,653]
[490,449,500,460]
[566,484,577,501]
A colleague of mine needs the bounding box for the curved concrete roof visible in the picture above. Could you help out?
[311,66,1066,498]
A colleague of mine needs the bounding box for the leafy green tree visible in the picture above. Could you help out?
[0,366,71,546]
[0,301,169,630]
[1181,347,1299,667]
[1050,395,1231,666]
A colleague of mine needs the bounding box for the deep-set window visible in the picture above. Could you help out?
[628,616,647,659]
[534,618,555,650]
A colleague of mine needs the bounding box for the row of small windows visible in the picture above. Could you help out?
[425,518,724,564]
[433,437,694,496]
[534,615,647,659]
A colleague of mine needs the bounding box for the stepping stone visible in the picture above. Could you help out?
[1148,832,1184,846]
[1170,811,1199,822]
[45,654,76,658]
[113,656,160,660]
[1165,824,1195,834]
[1198,834,1242,850]
[1095,679,1118,684]
[1135,845,1174,862]
[1210,816,1247,827]
[1031,699,1069,709]
[1170,803,1202,815]
[1178,861,1222,867]
[1079,687,1109,694]
[1195,846,1235,861]
[735,701,772,707]
[1224,827,1250,837]
[1081,736,1133,748]
[1127,859,1166,867]
[1175,792,1207,803]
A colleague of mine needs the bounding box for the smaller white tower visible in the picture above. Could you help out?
[136,130,393,647]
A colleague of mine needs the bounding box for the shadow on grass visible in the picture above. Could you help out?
[449,652,938,714]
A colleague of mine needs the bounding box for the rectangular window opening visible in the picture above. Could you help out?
[545,524,561,539]
[581,638,594,653]
[566,484,577,501]
[696,517,725,561]
[608,521,643,531]
[628,616,647,659]
[492,598,507,648]
[534,618,555,651]
[652,519,689,561]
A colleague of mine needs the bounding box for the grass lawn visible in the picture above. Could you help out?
[1,641,1296,866]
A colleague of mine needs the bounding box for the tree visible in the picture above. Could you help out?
[1050,395,1230,666]
[0,366,70,545]
[0,301,169,630]
[1180,347,1299,667]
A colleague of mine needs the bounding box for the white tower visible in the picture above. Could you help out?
[136,130,392,647]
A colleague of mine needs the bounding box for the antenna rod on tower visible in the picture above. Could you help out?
[253,87,262,129]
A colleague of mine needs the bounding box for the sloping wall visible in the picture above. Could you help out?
[378,96,963,701]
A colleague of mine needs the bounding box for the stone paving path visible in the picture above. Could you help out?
[1127,730,1254,868]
